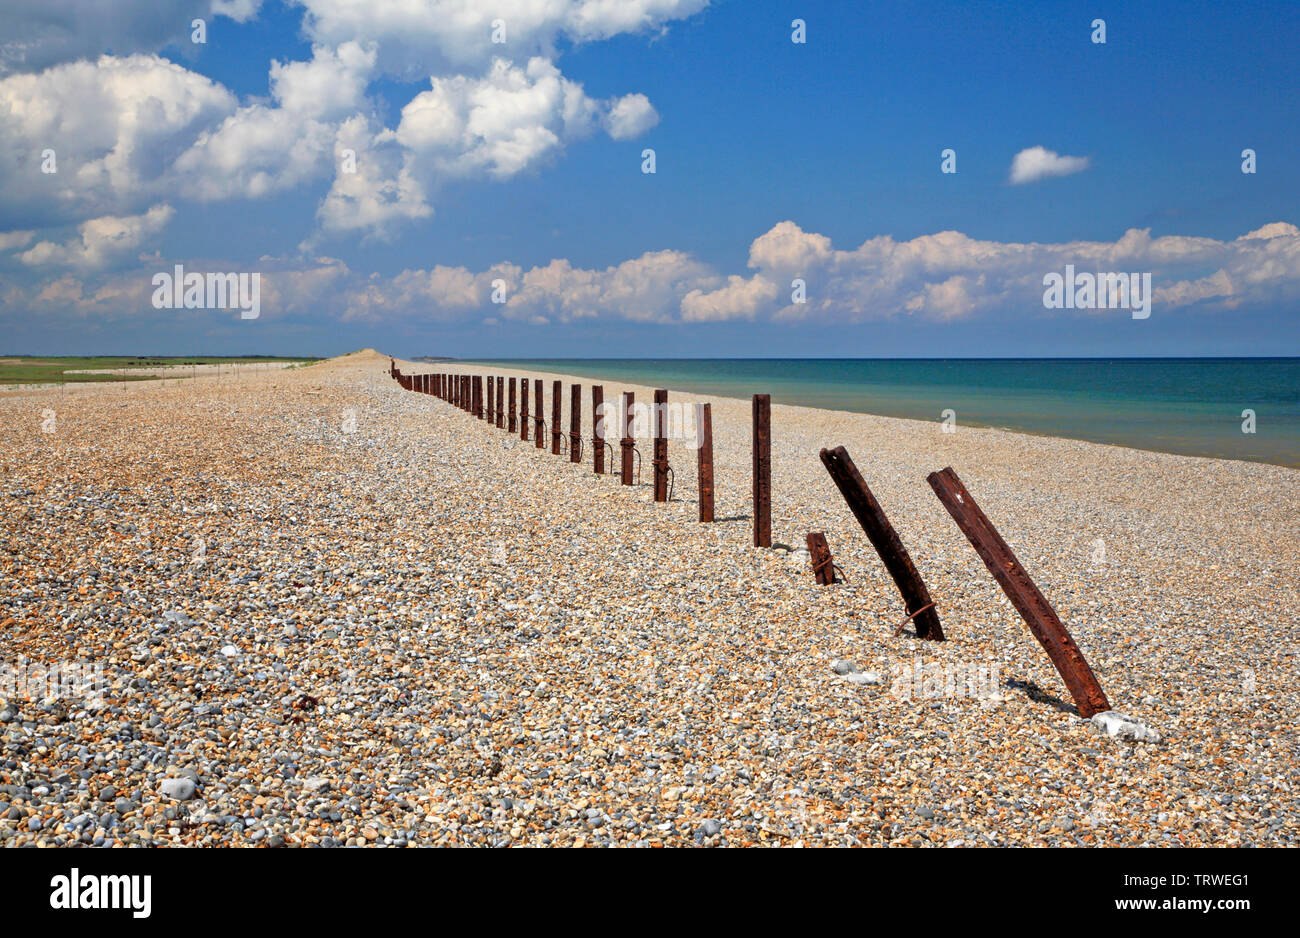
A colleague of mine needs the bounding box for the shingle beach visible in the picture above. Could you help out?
[1,349,1295,847]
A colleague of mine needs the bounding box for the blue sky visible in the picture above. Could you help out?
[1,0,1297,357]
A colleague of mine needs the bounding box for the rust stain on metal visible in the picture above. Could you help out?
[520,378,530,440]
[653,389,669,502]
[752,394,771,548]
[806,532,837,585]
[926,466,1110,716]
[697,403,714,522]
[592,385,605,474]
[535,379,545,449]
[509,377,518,433]
[570,383,582,463]
[620,391,635,486]
[819,446,944,641]
[551,379,562,454]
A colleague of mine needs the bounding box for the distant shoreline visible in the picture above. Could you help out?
[461,357,1300,471]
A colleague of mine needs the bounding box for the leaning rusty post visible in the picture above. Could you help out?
[496,376,504,428]
[569,383,582,463]
[927,467,1111,716]
[806,532,836,585]
[486,375,494,421]
[620,391,635,485]
[520,378,529,440]
[752,394,772,547]
[591,385,605,473]
[697,403,714,522]
[653,389,668,501]
[534,379,545,449]
[551,379,562,455]
[819,446,943,640]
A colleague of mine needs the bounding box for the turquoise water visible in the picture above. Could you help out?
[470,358,1300,468]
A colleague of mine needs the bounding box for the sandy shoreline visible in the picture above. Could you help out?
[1,349,1295,846]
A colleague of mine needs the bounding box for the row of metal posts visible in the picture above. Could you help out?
[387,359,1110,717]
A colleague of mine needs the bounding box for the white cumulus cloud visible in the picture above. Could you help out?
[1009,146,1091,185]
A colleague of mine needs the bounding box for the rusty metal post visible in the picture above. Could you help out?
[496,376,504,428]
[592,385,605,474]
[486,374,493,420]
[697,403,714,522]
[478,375,486,418]
[927,467,1111,716]
[806,532,836,585]
[535,379,545,449]
[620,391,635,485]
[819,446,944,640]
[464,375,470,411]
[752,394,771,547]
[570,383,582,463]
[520,378,529,440]
[508,378,518,433]
[551,379,562,455]
[653,388,668,501]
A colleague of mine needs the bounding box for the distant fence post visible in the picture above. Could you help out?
[570,383,582,463]
[592,385,605,474]
[520,378,529,440]
[697,403,714,522]
[534,380,544,449]
[551,379,562,455]
[927,466,1110,714]
[620,391,635,486]
[653,389,668,502]
[820,446,944,641]
[752,394,771,547]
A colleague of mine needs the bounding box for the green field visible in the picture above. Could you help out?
[0,356,320,385]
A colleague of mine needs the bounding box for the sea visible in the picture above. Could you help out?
[469,358,1300,469]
